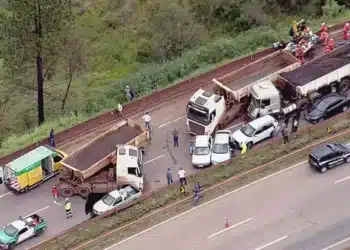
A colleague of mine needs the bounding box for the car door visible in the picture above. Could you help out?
[17,227,34,243]
[112,196,123,209]
[325,100,343,119]
[261,123,274,140]
[328,151,345,167]
[252,127,264,143]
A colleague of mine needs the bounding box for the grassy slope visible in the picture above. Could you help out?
[0,12,349,157]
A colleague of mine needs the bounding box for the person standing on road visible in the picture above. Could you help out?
[166,168,173,185]
[291,114,299,134]
[282,122,289,144]
[240,142,247,154]
[178,167,187,186]
[172,128,179,147]
[65,198,72,218]
[52,184,58,200]
[49,129,55,147]
[142,112,151,131]
[116,103,123,118]
[344,23,349,41]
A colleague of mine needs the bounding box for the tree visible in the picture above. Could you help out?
[1,0,74,125]
[61,32,87,111]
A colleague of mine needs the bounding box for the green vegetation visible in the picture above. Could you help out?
[37,112,350,250]
[0,0,349,156]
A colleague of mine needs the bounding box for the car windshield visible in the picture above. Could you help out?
[310,100,328,112]
[240,124,256,137]
[212,144,229,154]
[102,194,115,206]
[4,224,18,237]
[194,147,210,155]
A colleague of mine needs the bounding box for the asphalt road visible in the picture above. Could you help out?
[0,36,347,249]
[105,161,350,250]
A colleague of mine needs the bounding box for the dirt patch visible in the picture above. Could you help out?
[281,42,350,86]
[62,124,142,170]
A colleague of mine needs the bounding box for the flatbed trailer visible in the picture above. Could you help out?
[57,119,148,197]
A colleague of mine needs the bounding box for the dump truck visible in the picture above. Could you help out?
[186,50,300,135]
[56,119,148,198]
[248,42,350,119]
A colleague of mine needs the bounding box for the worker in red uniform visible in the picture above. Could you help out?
[324,38,335,53]
[52,184,58,200]
[295,45,305,65]
[320,31,329,45]
[298,38,308,47]
[344,23,349,40]
[320,23,328,33]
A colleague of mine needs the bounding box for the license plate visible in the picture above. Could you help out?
[198,165,203,167]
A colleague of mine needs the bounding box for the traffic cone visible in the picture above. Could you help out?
[225,219,230,228]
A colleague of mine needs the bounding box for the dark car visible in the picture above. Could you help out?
[304,93,349,124]
[309,143,350,173]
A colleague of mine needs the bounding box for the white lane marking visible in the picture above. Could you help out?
[207,217,253,239]
[158,116,186,128]
[26,206,50,217]
[102,160,307,250]
[144,154,165,165]
[255,236,288,250]
[227,122,244,130]
[320,236,350,250]
[0,192,12,199]
[158,121,171,128]
[54,200,63,206]
[334,176,350,184]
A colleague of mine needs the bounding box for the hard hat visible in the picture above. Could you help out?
[66,198,69,201]
[126,85,130,88]
[346,23,349,26]
[322,23,325,26]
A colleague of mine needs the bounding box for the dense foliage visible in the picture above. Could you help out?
[0,0,348,144]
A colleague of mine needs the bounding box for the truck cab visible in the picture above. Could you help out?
[248,81,281,118]
[116,145,143,190]
[186,89,225,135]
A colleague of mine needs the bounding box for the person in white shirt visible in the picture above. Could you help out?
[142,112,151,131]
[116,103,123,118]
[178,167,187,186]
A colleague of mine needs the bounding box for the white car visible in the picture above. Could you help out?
[231,115,278,149]
[192,135,212,168]
[211,130,233,165]
[93,186,142,215]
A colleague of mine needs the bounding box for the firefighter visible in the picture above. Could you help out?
[324,38,335,53]
[298,38,308,48]
[320,23,328,33]
[320,30,329,45]
[344,23,350,41]
[295,45,305,65]
[297,19,307,34]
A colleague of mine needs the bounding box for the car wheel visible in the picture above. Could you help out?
[320,167,328,173]
[247,142,253,150]
[318,117,324,123]
[343,106,348,112]
[346,156,350,163]
[35,229,44,236]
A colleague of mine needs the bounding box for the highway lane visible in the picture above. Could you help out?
[104,160,350,250]
[0,34,347,249]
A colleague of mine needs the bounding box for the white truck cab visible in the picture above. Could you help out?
[186,89,225,135]
[231,115,278,149]
[116,145,143,190]
[211,130,233,165]
[192,135,213,168]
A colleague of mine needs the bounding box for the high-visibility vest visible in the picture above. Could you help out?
[180,186,185,193]
[241,143,247,154]
[327,127,332,133]
[65,201,71,210]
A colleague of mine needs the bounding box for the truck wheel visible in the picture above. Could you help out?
[247,142,253,150]
[296,99,309,110]
[60,187,74,197]
[339,79,350,93]
[77,187,91,198]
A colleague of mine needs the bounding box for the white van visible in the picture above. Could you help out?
[192,135,212,168]
[116,145,144,190]
[211,130,233,165]
[231,115,278,149]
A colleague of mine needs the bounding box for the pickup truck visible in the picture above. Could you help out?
[0,214,46,249]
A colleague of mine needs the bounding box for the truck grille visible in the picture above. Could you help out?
[188,121,205,135]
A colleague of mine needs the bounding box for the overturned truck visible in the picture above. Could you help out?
[57,119,148,198]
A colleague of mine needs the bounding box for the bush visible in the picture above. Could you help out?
[322,0,345,17]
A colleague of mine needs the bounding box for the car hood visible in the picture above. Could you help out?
[0,230,14,245]
[306,107,322,117]
[231,129,250,144]
[211,152,230,163]
[192,154,211,165]
[93,200,113,214]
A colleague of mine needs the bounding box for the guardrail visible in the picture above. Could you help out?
[29,109,350,250]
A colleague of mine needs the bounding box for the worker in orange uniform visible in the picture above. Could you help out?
[344,23,349,41]
[320,23,328,33]
[320,30,329,45]
[295,45,305,65]
[324,38,335,53]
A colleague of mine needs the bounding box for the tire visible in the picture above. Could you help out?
[247,142,253,150]
[297,99,309,111]
[318,117,324,123]
[77,187,91,198]
[338,79,350,93]
[343,105,348,112]
[60,187,75,198]
[35,229,44,237]
[346,156,350,163]
[320,167,328,173]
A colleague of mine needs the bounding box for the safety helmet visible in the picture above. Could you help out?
[322,23,325,26]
